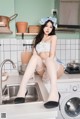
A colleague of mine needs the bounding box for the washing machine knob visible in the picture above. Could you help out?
[73,86,77,91]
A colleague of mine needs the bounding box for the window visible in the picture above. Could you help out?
[58,0,80,28]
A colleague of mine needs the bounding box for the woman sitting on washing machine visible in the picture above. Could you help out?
[14,17,64,108]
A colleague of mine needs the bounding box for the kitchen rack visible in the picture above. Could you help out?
[16,33,38,36]
[16,28,79,39]
[16,33,38,39]
[16,28,77,36]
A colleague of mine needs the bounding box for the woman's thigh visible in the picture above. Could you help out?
[57,64,64,79]
[44,60,64,80]
[36,56,45,76]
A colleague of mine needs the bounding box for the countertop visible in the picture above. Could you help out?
[58,73,80,82]
[44,73,80,93]
[0,102,57,119]
[2,72,80,99]
[2,72,80,119]
[1,72,58,119]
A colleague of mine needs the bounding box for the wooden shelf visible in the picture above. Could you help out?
[56,28,76,32]
[16,33,38,36]
[16,28,80,38]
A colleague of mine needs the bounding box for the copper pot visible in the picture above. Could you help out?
[0,14,18,28]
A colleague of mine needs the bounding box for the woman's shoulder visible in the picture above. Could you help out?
[50,35,57,41]
[51,35,57,39]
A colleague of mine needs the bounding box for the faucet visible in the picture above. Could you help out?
[0,59,16,104]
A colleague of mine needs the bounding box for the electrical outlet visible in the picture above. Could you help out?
[51,9,57,15]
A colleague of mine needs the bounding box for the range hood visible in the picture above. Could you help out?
[0,22,12,34]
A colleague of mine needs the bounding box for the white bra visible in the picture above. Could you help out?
[36,41,51,54]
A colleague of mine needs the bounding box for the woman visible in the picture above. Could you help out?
[14,17,64,108]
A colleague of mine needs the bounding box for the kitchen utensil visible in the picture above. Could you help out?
[67,61,80,70]
[18,64,27,75]
[20,64,27,72]
[65,61,80,74]
[0,26,12,34]
[21,44,33,64]
[65,67,80,74]
[0,22,5,26]
[0,14,18,28]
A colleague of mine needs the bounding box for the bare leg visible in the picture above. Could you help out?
[17,54,43,97]
[45,58,58,102]
[57,64,64,79]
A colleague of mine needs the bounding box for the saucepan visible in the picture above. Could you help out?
[67,61,80,70]
[0,13,18,28]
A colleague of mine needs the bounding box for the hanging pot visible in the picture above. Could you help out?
[0,14,18,28]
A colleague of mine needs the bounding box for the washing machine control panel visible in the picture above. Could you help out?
[73,86,77,91]
[58,82,80,92]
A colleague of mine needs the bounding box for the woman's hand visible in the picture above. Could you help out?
[49,35,57,58]
[46,57,53,61]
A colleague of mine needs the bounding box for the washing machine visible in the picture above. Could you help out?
[44,74,80,119]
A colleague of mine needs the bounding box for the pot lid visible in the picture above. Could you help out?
[0,26,12,34]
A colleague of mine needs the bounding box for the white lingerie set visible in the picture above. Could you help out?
[35,41,64,82]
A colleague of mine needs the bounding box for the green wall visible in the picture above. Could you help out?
[15,0,54,25]
[0,0,80,39]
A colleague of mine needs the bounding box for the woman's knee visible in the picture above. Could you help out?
[31,54,40,60]
[57,65,64,79]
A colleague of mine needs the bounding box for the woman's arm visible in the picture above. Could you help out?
[33,48,38,55]
[49,35,57,59]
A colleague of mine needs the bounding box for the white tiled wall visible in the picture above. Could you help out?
[0,38,80,72]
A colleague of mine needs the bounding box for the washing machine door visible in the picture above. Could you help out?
[60,93,80,119]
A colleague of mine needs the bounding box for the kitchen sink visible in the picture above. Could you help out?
[2,82,43,104]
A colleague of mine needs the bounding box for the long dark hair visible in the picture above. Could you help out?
[34,20,55,47]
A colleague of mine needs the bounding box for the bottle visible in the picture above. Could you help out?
[53,11,57,28]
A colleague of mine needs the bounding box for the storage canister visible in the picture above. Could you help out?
[28,25,40,33]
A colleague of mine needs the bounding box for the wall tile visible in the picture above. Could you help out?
[0,38,80,71]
